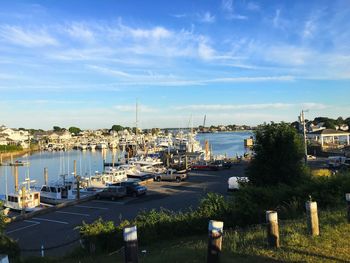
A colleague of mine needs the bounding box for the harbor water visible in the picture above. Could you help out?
[0,131,253,195]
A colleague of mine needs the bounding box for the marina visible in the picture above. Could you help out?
[0,131,252,197]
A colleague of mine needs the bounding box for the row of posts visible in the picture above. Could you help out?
[122,195,350,263]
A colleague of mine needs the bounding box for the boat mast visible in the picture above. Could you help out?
[135,99,139,136]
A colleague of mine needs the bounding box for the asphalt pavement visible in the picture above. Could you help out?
[5,163,246,257]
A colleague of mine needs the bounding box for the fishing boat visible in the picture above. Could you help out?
[81,167,128,189]
[4,176,41,212]
[38,174,76,205]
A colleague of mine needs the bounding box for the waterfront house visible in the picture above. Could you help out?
[307,129,350,149]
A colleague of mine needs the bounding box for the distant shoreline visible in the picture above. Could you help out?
[197,130,254,134]
[0,147,39,163]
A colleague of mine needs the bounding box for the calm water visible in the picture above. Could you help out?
[196,131,253,157]
[0,131,252,195]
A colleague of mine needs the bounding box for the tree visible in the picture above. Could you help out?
[247,122,307,186]
[111,125,124,132]
[53,126,62,132]
[68,126,81,135]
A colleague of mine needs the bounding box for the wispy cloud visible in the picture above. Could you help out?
[221,0,248,20]
[64,23,95,42]
[174,102,328,111]
[246,2,260,11]
[198,12,216,23]
[113,104,157,113]
[87,65,131,78]
[273,9,281,28]
[222,0,233,12]
[0,25,58,47]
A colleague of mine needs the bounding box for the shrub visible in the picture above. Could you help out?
[247,122,308,186]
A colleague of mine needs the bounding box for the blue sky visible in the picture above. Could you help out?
[0,0,349,129]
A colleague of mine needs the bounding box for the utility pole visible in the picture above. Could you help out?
[300,110,308,164]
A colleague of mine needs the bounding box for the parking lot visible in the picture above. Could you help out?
[5,163,246,256]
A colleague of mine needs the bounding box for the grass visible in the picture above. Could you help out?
[22,209,350,263]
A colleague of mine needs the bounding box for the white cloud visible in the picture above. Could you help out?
[87,65,131,78]
[174,103,294,111]
[174,102,329,112]
[206,75,294,83]
[222,0,233,12]
[199,12,216,23]
[65,23,95,42]
[125,26,172,40]
[113,104,157,113]
[0,25,58,47]
[246,2,260,11]
[198,41,216,60]
[221,0,248,20]
[273,9,281,28]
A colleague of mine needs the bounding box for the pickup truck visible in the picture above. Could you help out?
[112,179,147,197]
[95,185,127,201]
[154,169,187,183]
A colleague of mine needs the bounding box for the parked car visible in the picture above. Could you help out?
[154,169,187,183]
[112,179,147,197]
[328,156,348,169]
[95,185,127,201]
[227,176,249,191]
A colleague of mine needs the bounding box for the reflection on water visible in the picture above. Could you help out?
[0,150,120,195]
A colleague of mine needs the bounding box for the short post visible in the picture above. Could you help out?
[76,176,80,200]
[346,193,350,223]
[123,226,138,263]
[207,220,224,263]
[266,211,280,248]
[44,167,48,185]
[305,201,319,236]
[41,244,45,257]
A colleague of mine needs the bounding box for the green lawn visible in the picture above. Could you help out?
[23,209,350,263]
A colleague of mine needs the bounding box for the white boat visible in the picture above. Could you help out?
[96,142,108,149]
[4,177,41,212]
[38,175,76,205]
[81,167,127,189]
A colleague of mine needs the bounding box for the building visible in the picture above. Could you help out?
[307,129,350,148]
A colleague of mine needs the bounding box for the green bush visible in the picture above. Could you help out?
[77,172,350,254]
[0,235,20,260]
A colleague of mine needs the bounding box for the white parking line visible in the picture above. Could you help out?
[75,205,109,210]
[32,217,69,225]
[56,211,90,217]
[6,220,40,234]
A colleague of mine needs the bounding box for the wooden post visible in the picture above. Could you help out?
[73,160,77,178]
[305,201,319,236]
[44,168,48,185]
[76,176,80,200]
[10,154,13,165]
[123,226,138,263]
[345,193,350,223]
[207,220,223,263]
[266,211,280,248]
[14,166,18,193]
[21,186,26,215]
[0,154,2,165]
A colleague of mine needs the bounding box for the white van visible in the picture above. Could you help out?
[328,156,347,168]
[228,176,249,191]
